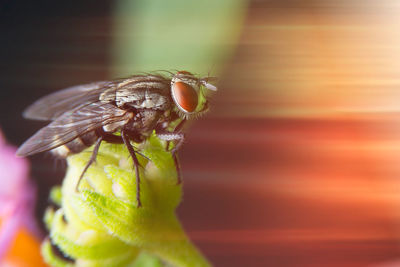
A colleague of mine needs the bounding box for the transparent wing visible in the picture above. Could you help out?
[17,103,131,156]
[23,81,116,121]
[23,74,171,121]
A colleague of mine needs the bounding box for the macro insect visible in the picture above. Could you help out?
[17,71,217,207]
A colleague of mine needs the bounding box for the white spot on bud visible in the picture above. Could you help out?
[112,182,126,199]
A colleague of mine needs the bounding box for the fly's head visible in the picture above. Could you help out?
[170,71,217,120]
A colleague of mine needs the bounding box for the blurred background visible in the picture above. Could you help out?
[2,0,400,266]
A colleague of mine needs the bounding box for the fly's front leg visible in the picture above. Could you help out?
[159,119,186,151]
[156,132,185,184]
[172,136,185,185]
[121,130,142,207]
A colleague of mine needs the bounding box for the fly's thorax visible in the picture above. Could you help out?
[100,75,171,110]
[118,89,170,110]
[124,109,161,136]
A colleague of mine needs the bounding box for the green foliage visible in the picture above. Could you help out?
[112,0,247,76]
[43,133,210,267]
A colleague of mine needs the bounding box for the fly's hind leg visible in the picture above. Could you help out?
[75,136,103,192]
[121,130,142,207]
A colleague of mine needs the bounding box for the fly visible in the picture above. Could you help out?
[17,71,217,207]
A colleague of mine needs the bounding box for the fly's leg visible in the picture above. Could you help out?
[173,155,182,184]
[173,119,187,133]
[172,139,185,184]
[75,137,103,192]
[171,135,185,184]
[99,130,150,161]
[159,119,186,151]
[156,132,185,184]
[121,130,142,207]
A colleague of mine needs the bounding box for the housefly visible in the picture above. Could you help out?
[17,71,217,207]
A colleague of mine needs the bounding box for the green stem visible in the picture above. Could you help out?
[145,217,211,267]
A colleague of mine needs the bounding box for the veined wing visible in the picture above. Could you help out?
[23,81,117,121]
[17,103,132,157]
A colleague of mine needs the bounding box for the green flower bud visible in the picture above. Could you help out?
[42,133,211,267]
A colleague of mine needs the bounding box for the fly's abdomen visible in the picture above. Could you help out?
[51,131,98,158]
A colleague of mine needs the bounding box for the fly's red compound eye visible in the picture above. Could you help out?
[171,82,198,113]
